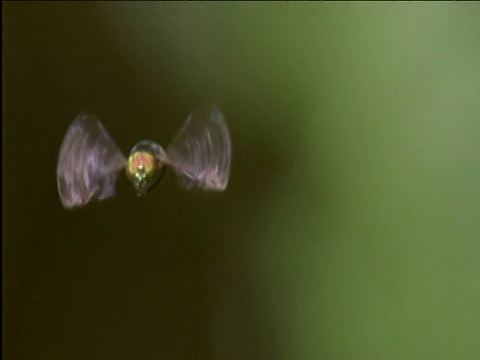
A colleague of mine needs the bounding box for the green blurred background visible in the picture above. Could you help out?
[3,2,480,359]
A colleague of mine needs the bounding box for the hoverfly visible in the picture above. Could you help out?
[56,105,231,208]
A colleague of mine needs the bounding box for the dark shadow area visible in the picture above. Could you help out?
[3,3,297,359]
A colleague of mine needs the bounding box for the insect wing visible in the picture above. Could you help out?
[166,105,232,191]
[56,113,127,208]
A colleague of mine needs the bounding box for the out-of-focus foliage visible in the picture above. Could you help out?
[4,3,480,359]
[102,4,480,358]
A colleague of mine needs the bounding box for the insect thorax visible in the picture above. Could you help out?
[126,140,166,194]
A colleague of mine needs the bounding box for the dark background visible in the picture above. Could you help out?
[4,3,290,359]
[4,3,480,359]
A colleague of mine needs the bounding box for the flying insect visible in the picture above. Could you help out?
[56,105,231,208]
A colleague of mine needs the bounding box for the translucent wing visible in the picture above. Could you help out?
[166,105,232,191]
[56,113,127,208]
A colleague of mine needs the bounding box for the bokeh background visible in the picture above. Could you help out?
[3,2,480,359]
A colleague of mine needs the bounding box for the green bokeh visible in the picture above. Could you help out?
[4,3,480,359]
[103,4,480,358]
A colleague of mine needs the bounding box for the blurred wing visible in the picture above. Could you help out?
[166,105,232,191]
[56,113,127,208]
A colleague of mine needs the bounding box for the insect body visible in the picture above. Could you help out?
[126,140,167,194]
[56,105,231,208]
